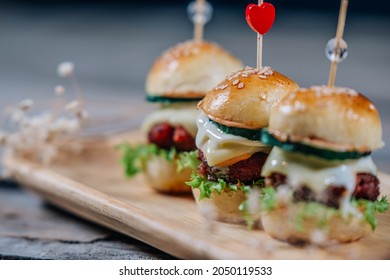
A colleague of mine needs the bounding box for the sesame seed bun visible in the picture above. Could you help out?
[261,204,371,245]
[144,155,192,194]
[268,86,383,152]
[146,40,243,99]
[198,67,299,129]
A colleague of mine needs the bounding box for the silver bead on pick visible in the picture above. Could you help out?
[325,37,348,63]
[187,0,213,25]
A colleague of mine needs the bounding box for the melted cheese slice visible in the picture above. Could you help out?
[141,103,199,137]
[195,112,272,166]
[262,147,377,213]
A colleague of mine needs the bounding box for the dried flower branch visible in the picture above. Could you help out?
[3,110,80,164]
[0,62,88,165]
[18,99,34,111]
[55,85,65,96]
[57,62,75,78]
[57,61,84,103]
[0,131,7,145]
[57,61,88,120]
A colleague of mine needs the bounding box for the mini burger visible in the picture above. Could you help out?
[260,86,389,244]
[185,66,298,222]
[120,40,242,194]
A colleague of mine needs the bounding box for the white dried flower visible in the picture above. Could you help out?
[65,100,81,112]
[18,99,34,111]
[1,61,88,165]
[52,118,79,133]
[10,110,25,122]
[54,85,65,96]
[2,109,82,164]
[76,110,89,120]
[57,62,75,78]
[0,131,8,145]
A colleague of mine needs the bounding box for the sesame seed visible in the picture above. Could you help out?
[310,85,358,96]
[232,79,240,85]
[259,66,274,76]
[220,84,228,90]
[237,82,245,89]
[259,75,267,79]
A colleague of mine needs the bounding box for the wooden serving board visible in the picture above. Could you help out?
[3,130,390,259]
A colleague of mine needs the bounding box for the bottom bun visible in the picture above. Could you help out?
[192,188,247,224]
[261,204,371,245]
[144,155,192,194]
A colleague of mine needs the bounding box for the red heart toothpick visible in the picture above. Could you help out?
[245,1,276,70]
[246,3,275,35]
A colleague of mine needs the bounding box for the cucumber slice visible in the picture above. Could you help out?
[146,95,202,104]
[261,129,370,160]
[211,120,262,141]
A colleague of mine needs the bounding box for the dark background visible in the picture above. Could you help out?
[1,0,390,13]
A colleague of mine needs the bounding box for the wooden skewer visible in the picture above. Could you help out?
[328,0,349,88]
[194,0,205,42]
[257,0,263,70]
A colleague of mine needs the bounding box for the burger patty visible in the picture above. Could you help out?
[353,173,380,200]
[266,172,380,208]
[197,150,267,185]
[148,123,196,152]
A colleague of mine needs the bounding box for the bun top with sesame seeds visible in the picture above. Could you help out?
[198,66,299,129]
[267,86,383,152]
[146,40,243,98]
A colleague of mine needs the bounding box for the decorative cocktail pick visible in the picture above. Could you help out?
[326,0,349,88]
[245,1,276,70]
[187,0,213,42]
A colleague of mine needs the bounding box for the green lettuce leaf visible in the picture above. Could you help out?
[352,196,389,230]
[118,143,177,177]
[260,187,277,212]
[238,186,274,230]
[186,172,264,200]
[176,150,200,172]
[239,199,262,230]
[260,187,390,231]
[293,202,338,232]
[239,200,253,229]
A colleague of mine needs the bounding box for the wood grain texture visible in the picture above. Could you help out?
[3,130,390,260]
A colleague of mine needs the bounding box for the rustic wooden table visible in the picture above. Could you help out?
[0,179,174,260]
[0,4,389,259]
